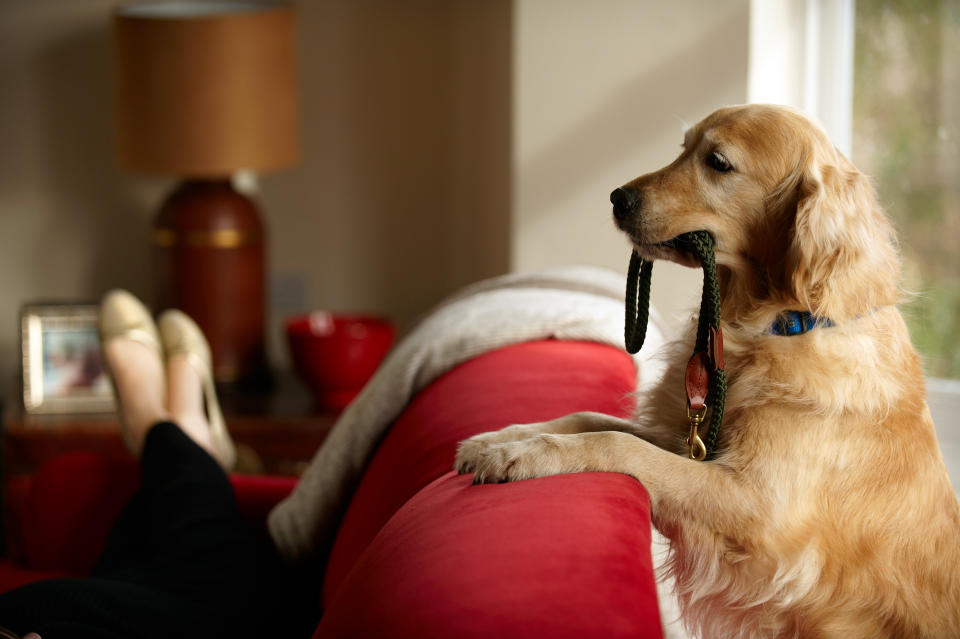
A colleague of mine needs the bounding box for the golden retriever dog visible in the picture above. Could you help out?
[455,104,960,638]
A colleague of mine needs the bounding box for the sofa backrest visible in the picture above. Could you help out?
[318,340,663,639]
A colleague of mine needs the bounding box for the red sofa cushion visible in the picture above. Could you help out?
[318,340,662,638]
[323,340,639,600]
[317,472,661,639]
[17,452,139,574]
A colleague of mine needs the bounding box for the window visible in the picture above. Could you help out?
[749,0,958,380]
[852,0,960,380]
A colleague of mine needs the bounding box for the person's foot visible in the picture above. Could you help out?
[165,352,217,459]
[99,290,170,454]
[158,310,236,470]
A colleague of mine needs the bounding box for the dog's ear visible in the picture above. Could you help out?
[785,146,900,320]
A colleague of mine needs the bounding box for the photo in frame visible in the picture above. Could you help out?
[21,304,116,414]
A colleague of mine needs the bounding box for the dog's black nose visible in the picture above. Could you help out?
[610,186,640,222]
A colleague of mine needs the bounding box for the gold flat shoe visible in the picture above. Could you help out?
[98,289,164,455]
[157,309,236,470]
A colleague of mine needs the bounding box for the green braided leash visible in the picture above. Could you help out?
[624,231,727,460]
[624,253,653,354]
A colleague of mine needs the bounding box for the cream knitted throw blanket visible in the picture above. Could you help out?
[266,265,665,562]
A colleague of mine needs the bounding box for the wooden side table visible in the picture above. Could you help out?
[2,374,337,478]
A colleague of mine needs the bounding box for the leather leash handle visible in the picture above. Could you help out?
[685,352,709,461]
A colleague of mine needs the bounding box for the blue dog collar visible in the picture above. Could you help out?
[770,311,835,336]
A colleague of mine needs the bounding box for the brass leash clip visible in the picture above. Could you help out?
[684,351,710,461]
[686,404,707,461]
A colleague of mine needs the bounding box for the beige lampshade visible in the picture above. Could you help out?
[114,1,300,176]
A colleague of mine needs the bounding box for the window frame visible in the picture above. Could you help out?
[748,0,855,156]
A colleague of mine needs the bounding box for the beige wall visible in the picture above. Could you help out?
[259,0,512,365]
[0,0,749,398]
[512,0,750,326]
[0,0,168,398]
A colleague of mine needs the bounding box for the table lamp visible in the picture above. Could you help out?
[113,1,300,385]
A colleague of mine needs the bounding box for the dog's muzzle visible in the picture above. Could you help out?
[610,186,640,224]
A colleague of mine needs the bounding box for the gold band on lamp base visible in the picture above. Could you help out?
[153,179,268,385]
[151,227,262,249]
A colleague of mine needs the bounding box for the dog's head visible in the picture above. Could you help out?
[612,104,900,322]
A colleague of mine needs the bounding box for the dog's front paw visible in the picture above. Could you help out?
[455,430,510,474]
[455,433,493,475]
[455,424,541,474]
[463,435,568,484]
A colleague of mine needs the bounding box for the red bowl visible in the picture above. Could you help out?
[286,312,395,411]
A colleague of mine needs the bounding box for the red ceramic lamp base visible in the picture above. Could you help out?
[153,179,268,385]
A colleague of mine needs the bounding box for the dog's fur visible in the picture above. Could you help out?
[455,104,960,638]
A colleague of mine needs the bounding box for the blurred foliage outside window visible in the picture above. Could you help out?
[853,0,960,379]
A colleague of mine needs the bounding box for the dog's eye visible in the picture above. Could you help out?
[706,151,734,173]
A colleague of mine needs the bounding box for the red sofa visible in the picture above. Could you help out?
[2,340,663,638]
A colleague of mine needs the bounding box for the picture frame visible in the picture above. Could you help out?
[21,304,116,414]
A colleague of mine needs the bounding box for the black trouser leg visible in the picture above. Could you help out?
[0,422,268,639]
